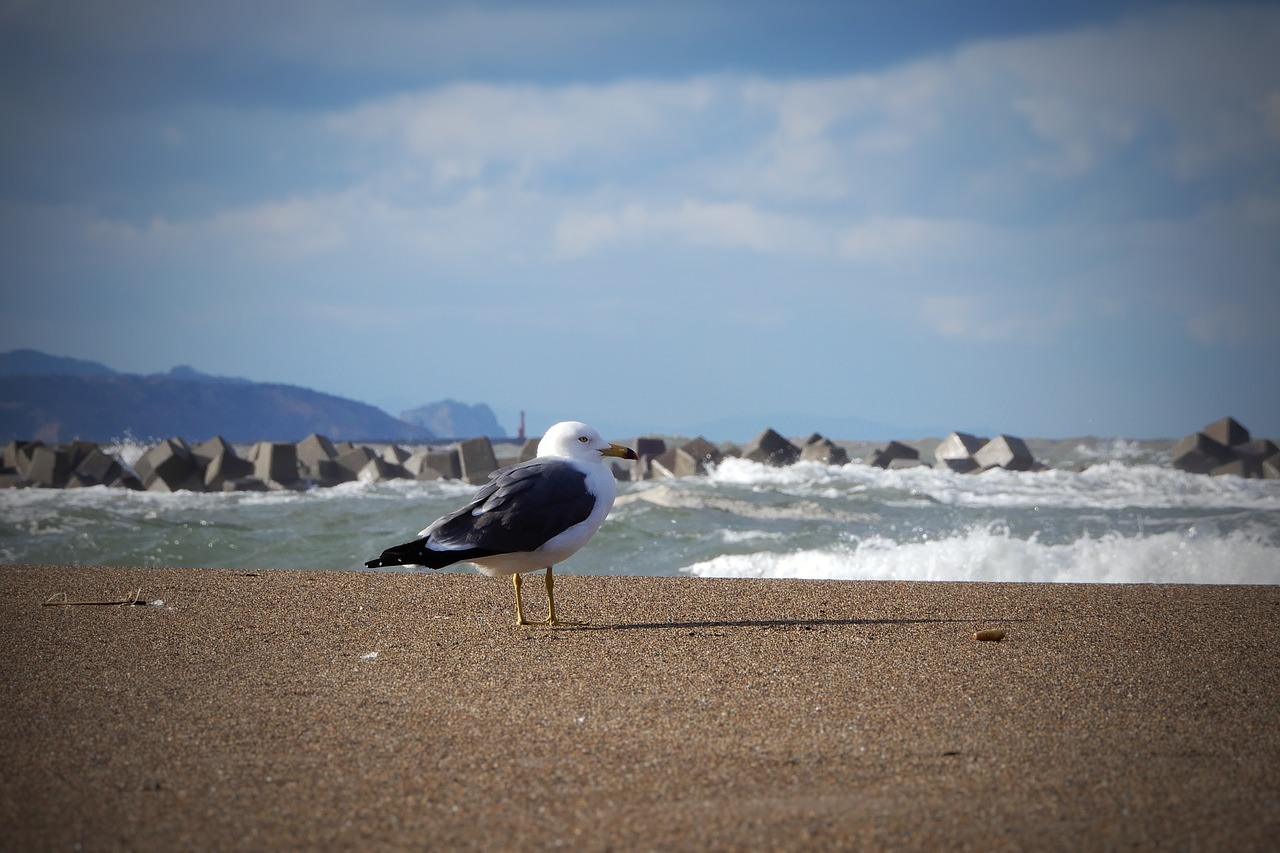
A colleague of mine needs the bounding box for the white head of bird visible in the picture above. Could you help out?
[537,421,637,464]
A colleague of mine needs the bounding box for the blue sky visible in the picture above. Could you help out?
[2,1,1278,440]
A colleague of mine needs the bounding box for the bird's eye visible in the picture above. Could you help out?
[578,436,589,443]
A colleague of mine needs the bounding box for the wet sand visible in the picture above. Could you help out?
[3,564,1278,850]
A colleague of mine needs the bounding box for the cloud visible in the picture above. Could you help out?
[83,196,350,262]
[327,79,721,189]
[355,6,1271,212]
[918,295,1077,345]
[555,199,826,256]
[725,66,950,201]
[838,217,993,265]
[8,3,1277,362]
[1011,95,1138,177]
[962,5,1280,183]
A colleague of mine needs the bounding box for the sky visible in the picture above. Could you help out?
[2,0,1278,441]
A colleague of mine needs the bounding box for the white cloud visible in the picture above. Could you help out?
[313,5,1280,218]
[221,198,349,257]
[84,196,350,261]
[961,6,1280,182]
[554,199,826,256]
[22,3,1276,356]
[327,79,721,190]
[918,295,1077,345]
[729,66,948,200]
[1011,96,1138,177]
[838,217,993,265]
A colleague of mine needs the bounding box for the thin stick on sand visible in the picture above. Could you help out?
[43,589,154,607]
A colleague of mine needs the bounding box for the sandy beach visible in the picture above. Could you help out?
[2,564,1278,850]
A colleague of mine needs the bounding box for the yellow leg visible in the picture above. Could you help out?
[512,573,528,626]
[544,566,558,625]
[543,566,587,627]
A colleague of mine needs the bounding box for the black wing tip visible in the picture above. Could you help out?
[364,538,426,569]
[364,539,501,571]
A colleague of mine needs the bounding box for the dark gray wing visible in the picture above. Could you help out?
[424,458,594,554]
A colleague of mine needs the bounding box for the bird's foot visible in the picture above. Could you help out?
[514,613,588,627]
[544,616,589,627]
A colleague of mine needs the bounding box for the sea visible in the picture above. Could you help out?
[2,439,1278,585]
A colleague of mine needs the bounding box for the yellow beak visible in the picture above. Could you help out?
[600,443,639,460]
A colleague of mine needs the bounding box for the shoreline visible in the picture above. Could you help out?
[4,565,1279,850]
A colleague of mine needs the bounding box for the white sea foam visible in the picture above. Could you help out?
[619,482,875,523]
[5,448,1277,580]
[709,457,862,488]
[103,432,154,468]
[707,456,1280,510]
[719,529,786,545]
[1068,438,1167,465]
[682,525,1280,585]
[922,463,1280,510]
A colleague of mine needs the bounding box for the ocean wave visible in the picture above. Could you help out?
[616,482,877,524]
[1066,438,1170,465]
[923,463,1280,510]
[6,454,1277,579]
[681,525,1280,585]
[0,478,483,552]
[702,457,1280,510]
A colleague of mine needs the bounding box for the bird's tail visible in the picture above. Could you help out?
[364,538,498,570]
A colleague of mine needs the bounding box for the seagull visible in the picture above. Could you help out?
[365,421,638,626]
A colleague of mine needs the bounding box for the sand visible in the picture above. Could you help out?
[2,564,1278,850]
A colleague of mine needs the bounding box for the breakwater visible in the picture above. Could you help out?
[1,415,1274,493]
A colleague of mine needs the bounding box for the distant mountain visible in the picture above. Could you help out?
[0,352,247,385]
[0,349,120,377]
[160,364,252,384]
[0,350,434,443]
[401,399,507,438]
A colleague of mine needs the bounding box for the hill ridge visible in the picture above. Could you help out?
[0,350,436,443]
